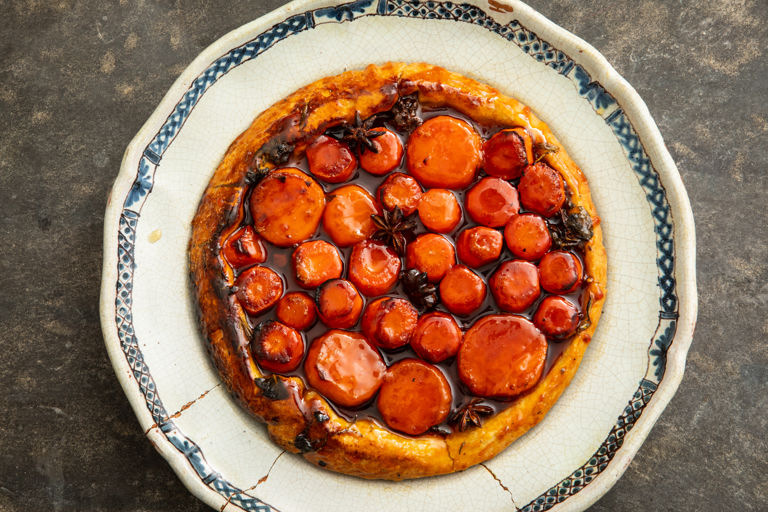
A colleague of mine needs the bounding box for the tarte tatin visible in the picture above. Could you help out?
[189,62,606,480]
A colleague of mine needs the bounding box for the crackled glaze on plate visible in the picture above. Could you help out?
[100,1,697,511]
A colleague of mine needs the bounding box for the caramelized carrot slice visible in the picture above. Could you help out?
[276,292,317,331]
[504,213,552,261]
[483,127,533,180]
[465,177,520,227]
[316,279,363,329]
[221,225,267,269]
[406,115,481,189]
[377,172,422,215]
[406,233,456,283]
[533,295,581,339]
[250,320,304,373]
[359,128,403,175]
[348,239,401,296]
[458,314,547,398]
[417,189,461,233]
[292,240,343,289]
[306,135,357,183]
[439,265,486,315]
[235,266,283,316]
[456,226,503,268]
[489,260,540,313]
[305,330,385,407]
[411,312,462,363]
[361,297,418,350]
[377,359,452,435]
[518,162,566,217]
[249,168,325,246]
[538,250,582,294]
[322,184,380,247]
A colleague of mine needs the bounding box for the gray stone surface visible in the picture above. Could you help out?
[0,0,765,510]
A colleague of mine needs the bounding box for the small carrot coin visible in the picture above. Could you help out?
[539,250,582,294]
[518,162,566,217]
[323,184,380,247]
[410,312,462,363]
[489,260,540,313]
[504,213,552,261]
[406,115,481,189]
[456,226,503,268]
[292,240,343,289]
[465,177,520,227]
[250,320,304,373]
[235,266,284,316]
[361,297,418,350]
[458,314,547,398]
[316,279,364,329]
[377,172,422,215]
[417,189,461,233]
[249,168,325,246]
[221,225,267,269]
[348,239,401,296]
[533,295,581,339]
[359,128,403,175]
[439,265,486,315]
[306,135,357,183]
[377,359,452,435]
[406,233,456,283]
[483,127,533,180]
[276,292,317,330]
[305,330,386,407]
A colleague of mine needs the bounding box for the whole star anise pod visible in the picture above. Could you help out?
[386,94,422,132]
[341,111,385,154]
[400,268,438,310]
[547,204,594,250]
[449,399,494,432]
[370,206,416,256]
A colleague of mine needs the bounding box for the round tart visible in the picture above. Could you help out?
[189,62,607,480]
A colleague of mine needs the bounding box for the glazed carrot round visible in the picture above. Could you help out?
[276,292,317,331]
[361,297,418,350]
[439,265,486,315]
[235,266,284,316]
[483,127,533,180]
[316,279,364,329]
[417,189,461,233]
[249,168,325,246]
[377,172,422,215]
[306,135,357,183]
[504,213,552,261]
[377,359,452,435]
[406,115,481,189]
[348,239,401,296]
[518,162,566,217]
[533,295,581,339]
[221,225,267,269]
[359,128,403,175]
[410,312,462,363]
[456,226,503,268]
[292,240,343,289]
[250,320,304,373]
[465,177,520,227]
[458,314,547,398]
[538,250,582,294]
[305,330,386,407]
[406,233,456,283]
[322,184,380,247]
[489,260,540,313]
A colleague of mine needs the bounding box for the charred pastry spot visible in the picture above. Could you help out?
[314,411,330,423]
[294,431,324,453]
[547,203,594,250]
[259,137,295,166]
[430,424,452,436]
[318,460,327,467]
[254,375,289,401]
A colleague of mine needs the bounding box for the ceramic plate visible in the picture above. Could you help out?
[100,1,697,510]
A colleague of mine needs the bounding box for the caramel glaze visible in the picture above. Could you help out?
[220,105,589,437]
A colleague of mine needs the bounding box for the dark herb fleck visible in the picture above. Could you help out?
[339,111,385,154]
[254,375,289,401]
[387,93,422,132]
[400,268,439,310]
[371,206,417,256]
[547,205,594,250]
[449,399,494,432]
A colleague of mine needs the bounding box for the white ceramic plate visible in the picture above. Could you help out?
[100,1,697,510]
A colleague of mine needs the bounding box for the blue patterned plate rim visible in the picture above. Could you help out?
[100,1,698,510]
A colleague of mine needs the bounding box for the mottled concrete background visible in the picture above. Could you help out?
[0,0,765,510]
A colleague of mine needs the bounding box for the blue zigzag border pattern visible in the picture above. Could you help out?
[112,1,680,510]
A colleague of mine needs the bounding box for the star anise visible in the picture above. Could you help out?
[400,268,438,310]
[340,111,385,154]
[386,93,422,132]
[449,399,494,432]
[547,204,594,250]
[370,206,416,256]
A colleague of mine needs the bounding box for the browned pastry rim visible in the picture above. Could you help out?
[189,62,607,480]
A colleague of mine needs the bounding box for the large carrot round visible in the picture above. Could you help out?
[538,250,582,294]
[418,189,461,233]
[292,240,343,289]
[348,239,401,296]
[316,279,363,329]
[504,213,552,261]
[410,312,462,363]
[518,162,566,217]
[439,265,486,315]
[306,135,357,183]
[235,265,283,316]
[483,127,533,180]
[489,260,540,313]
[377,172,422,216]
[250,320,304,373]
[275,292,317,331]
[406,233,456,283]
[465,177,520,227]
[456,226,503,268]
[322,184,380,247]
[361,297,418,350]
